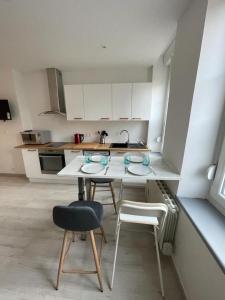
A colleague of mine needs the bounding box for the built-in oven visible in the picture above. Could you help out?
[38,149,65,174]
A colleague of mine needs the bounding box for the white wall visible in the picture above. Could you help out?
[173,209,225,300]
[163,1,225,299]
[163,0,208,193]
[63,66,152,84]
[177,0,225,197]
[149,55,169,152]
[0,68,24,174]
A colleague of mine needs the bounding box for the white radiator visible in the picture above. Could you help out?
[145,180,179,255]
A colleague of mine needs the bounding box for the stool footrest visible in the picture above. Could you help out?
[62,269,97,274]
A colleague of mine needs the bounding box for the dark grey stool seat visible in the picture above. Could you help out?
[90,178,114,184]
[53,200,106,292]
[90,178,117,214]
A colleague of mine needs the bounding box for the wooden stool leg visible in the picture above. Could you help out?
[92,183,96,201]
[90,230,103,292]
[109,182,117,214]
[56,230,69,290]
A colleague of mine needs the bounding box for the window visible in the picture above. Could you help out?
[221,177,225,197]
[210,135,225,213]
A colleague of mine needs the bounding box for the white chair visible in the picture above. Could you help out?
[111,200,168,297]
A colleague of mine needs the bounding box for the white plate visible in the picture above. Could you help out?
[128,165,151,176]
[90,155,102,162]
[81,163,104,174]
[128,155,144,163]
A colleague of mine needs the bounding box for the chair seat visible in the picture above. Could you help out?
[119,213,159,226]
[90,178,114,184]
[69,200,103,223]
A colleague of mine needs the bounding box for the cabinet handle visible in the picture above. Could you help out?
[70,150,80,153]
[27,149,37,152]
[119,117,129,120]
[73,117,83,120]
[132,117,142,120]
[100,117,110,120]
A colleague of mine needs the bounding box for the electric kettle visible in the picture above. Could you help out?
[74,133,84,144]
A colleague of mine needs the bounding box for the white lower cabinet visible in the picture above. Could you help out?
[22,149,41,178]
[64,150,82,165]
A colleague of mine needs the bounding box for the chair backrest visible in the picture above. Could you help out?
[53,205,101,231]
[118,200,168,232]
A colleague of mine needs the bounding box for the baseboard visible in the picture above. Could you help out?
[29,178,76,184]
[0,173,26,177]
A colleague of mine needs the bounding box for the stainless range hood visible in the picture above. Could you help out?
[39,68,66,116]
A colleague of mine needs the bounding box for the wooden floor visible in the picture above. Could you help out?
[0,175,185,300]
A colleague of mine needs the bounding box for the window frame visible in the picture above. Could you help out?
[209,135,225,213]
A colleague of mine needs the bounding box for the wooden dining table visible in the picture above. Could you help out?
[57,153,180,201]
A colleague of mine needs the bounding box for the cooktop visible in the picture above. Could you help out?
[47,142,65,148]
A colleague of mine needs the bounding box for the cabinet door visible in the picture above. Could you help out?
[22,149,41,178]
[83,84,112,120]
[64,85,84,120]
[132,83,152,120]
[64,150,82,165]
[112,84,132,120]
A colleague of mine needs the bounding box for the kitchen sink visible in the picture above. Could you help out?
[127,143,146,149]
[110,143,146,149]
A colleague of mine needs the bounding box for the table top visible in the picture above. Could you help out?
[58,153,180,181]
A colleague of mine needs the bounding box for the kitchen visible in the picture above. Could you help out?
[15,67,161,182]
[0,1,225,300]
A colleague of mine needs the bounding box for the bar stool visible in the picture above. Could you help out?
[91,178,117,214]
[53,200,107,292]
[111,200,168,297]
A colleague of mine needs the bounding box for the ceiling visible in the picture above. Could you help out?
[0,0,190,71]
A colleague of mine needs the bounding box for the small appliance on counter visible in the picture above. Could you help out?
[74,133,84,144]
[0,99,12,121]
[98,130,108,144]
[20,130,51,144]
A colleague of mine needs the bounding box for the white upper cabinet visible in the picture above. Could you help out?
[112,84,132,120]
[83,84,112,120]
[64,85,85,120]
[132,83,152,120]
[64,82,152,121]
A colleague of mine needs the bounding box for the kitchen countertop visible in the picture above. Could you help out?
[15,142,150,152]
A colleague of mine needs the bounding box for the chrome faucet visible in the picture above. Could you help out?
[120,129,130,144]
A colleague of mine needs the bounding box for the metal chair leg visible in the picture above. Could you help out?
[56,230,69,290]
[154,226,165,297]
[92,183,96,201]
[90,230,104,292]
[109,182,117,214]
[119,179,123,201]
[111,222,121,290]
